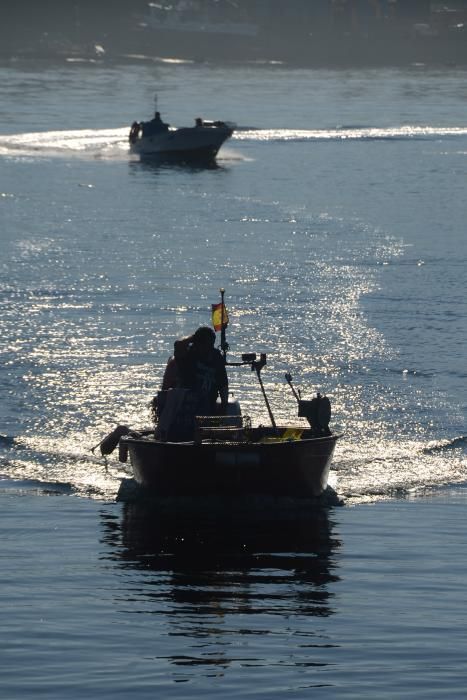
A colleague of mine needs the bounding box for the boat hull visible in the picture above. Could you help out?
[121,432,339,498]
[130,124,233,161]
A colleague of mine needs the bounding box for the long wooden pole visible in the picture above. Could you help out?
[219,287,228,361]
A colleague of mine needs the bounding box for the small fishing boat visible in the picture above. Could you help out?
[99,290,341,502]
[128,113,234,162]
[120,425,339,499]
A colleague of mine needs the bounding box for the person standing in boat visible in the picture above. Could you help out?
[162,326,228,415]
[142,111,169,137]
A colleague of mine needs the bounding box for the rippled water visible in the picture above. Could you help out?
[1,59,467,698]
[1,62,465,502]
[2,487,467,699]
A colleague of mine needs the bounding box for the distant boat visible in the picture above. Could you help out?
[140,2,258,38]
[134,1,260,63]
[128,114,234,162]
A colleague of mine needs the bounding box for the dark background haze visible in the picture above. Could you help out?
[2,1,467,67]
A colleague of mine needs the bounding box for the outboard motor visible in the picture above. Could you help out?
[298,393,332,435]
[98,425,131,455]
[129,121,141,144]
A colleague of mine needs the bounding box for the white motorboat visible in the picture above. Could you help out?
[129,114,234,162]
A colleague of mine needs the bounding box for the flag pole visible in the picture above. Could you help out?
[219,287,228,361]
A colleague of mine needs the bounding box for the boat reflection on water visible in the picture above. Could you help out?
[131,156,225,173]
[100,499,342,620]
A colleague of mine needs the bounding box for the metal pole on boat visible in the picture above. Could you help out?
[254,355,277,429]
[285,372,300,403]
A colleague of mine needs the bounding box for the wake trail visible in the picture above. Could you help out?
[1,124,467,160]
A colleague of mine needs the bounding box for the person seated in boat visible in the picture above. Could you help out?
[162,326,228,415]
[141,111,169,137]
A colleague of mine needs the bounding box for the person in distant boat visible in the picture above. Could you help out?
[142,111,169,137]
[162,326,228,415]
[195,117,203,127]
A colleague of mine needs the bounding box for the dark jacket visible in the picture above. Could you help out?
[176,346,227,413]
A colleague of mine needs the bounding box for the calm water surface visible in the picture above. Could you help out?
[2,488,467,698]
[0,59,466,697]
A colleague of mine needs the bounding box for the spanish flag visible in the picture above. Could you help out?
[212,302,229,331]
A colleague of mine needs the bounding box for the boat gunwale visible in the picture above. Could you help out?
[121,432,343,449]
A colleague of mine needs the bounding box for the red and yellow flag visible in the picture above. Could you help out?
[211,302,229,331]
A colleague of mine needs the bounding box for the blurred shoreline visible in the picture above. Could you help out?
[3,2,467,71]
